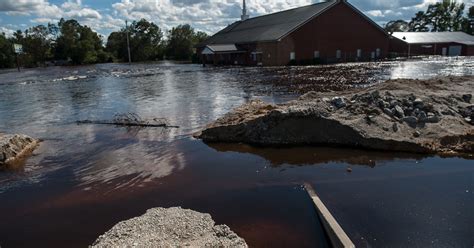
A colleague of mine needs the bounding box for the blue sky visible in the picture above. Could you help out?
[0,0,472,39]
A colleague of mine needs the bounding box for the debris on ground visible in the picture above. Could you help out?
[196,76,474,155]
[77,113,179,128]
[91,207,247,248]
[0,133,39,168]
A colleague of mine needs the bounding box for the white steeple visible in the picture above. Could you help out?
[241,0,249,21]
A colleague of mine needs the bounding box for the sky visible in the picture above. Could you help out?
[0,0,473,39]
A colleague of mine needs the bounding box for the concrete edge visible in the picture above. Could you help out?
[304,183,355,248]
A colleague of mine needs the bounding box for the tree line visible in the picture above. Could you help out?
[0,18,209,69]
[385,0,474,34]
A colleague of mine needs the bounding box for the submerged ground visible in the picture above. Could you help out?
[0,57,473,247]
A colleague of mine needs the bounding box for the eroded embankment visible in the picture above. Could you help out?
[196,76,474,154]
[0,133,39,168]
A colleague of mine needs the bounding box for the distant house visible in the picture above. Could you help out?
[197,0,389,66]
[390,32,474,57]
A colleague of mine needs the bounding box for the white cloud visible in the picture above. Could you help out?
[0,26,15,37]
[1,0,473,38]
[110,0,322,34]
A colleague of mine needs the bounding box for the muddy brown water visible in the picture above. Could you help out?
[0,58,473,247]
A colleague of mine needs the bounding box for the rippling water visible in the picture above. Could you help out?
[0,59,473,247]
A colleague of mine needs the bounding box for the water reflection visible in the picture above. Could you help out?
[207,143,432,167]
[0,59,473,247]
[76,141,186,189]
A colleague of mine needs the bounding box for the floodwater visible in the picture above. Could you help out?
[0,58,473,247]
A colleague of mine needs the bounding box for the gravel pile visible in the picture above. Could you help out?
[91,207,248,248]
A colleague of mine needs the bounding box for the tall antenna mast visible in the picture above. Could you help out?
[241,0,249,21]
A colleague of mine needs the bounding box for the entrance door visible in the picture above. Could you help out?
[448,46,462,56]
[442,47,447,56]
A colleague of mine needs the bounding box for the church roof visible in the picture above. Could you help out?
[199,1,337,46]
[392,32,474,45]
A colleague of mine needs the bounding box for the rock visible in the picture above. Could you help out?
[331,97,346,108]
[346,167,353,173]
[394,105,405,118]
[413,131,421,138]
[418,111,428,122]
[426,114,440,123]
[413,98,424,108]
[402,116,418,127]
[462,94,472,103]
[366,108,380,115]
[390,100,399,108]
[413,108,421,116]
[383,108,393,117]
[402,98,412,107]
[392,123,399,132]
[371,90,381,99]
[378,100,388,109]
[0,134,39,168]
[91,207,248,248]
[404,107,414,117]
[423,103,435,113]
[365,115,376,124]
[441,109,455,116]
[466,117,473,125]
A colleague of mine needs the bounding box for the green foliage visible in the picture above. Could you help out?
[165,24,209,61]
[55,18,106,64]
[384,20,409,33]
[406,0,470,32]
[426,0,465,31]
[106,19,163,62]
[0,17,207,68]
[409,11,430,31]
[0,33,14,68]
[466,6,474,34]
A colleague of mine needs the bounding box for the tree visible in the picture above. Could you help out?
[129,19,163,61]
[106,19,163,62]
[465,6,474,34]
[384,20,409,33]
[425,0,465,31]
[106,31,128,61]
[166,24,196,60]
[407,0,467,32]
[194,31,209,44]
[409,11,430,31]
[55,18,107,64]
[23,25,53,66]
[166,24,209,61]
[0,33,14,68]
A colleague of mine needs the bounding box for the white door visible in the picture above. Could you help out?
[442,47,447,56]
[448,46,462,56]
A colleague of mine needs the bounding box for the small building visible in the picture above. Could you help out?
[390,32,474,57]
[197,0,389,66]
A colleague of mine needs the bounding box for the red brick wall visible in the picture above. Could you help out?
[276,2,389,65]
[466,45,474,56]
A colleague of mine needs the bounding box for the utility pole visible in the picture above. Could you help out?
[15,53,20,72]
[125,20,132,64]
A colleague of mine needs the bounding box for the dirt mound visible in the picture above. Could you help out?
[91,207,247,248]
[0,133,39,168]
[196,76,474,154]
